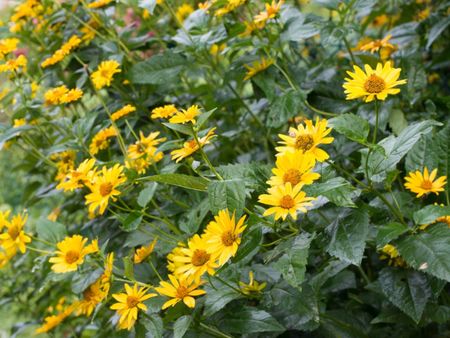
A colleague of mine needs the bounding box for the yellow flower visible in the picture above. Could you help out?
[404,167,447,198]
[258,183,315,220]
[0,247,16,269]
[0,213,31,254]
[169,105,201,124]
[239,271,266,295]
[57,158,96,192]
[254,0,284,24]
[59,88,83,104]
[0,210,10,230]
[276,118,334,162]
[169,235,218,283]
[151,104,179,119]
[171,128,216,163]
[155,274,206,309]
[267,150,320,187]
[49,235,99,273]
[343,61,407,102]
[88,0,114,9]
[203,209,247,266]
[167,244,186,273]
[244,57,274,81]
[81,19,99,43]
[379,244,405,267]
[175,4,194,23]
[35,304,75,334]
[0,54,27,73]
[0,38,19,58]
[127,131,166,160]
[215,0,247,17]
[13,118,26,127]
[85,164,127,215]
[240,21,264,37]
[111,104,136,121]
[359,34,394,53]
[91,60,121,90]
[45,86,83,105]
[125,151,164,174]
[41,35,81,68]
[47,207,61,222]
[110,283,157,330]
[134,238,157,264]
[89,126,117,155]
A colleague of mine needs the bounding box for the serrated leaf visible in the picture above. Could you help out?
[119,212,142,232]
[397,224,450,282]
[208,179,246,216]
[413,204,450,225]
[376,222,409,248]
[72,268,103,294]
[137,183,158,208]
[267,89,307,128]
[218,307,285,334]
[329,113,370,144]
[142,315,163,338]
[173,315,192,338]
[379,268,431,323]
[139,174,209,191]
[304,177,358,207]
[35,219,67,243]
[204,286,242,317]
[327,208,369,265]
[426,16,450,49]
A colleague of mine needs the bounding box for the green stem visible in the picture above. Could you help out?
[199,323,234,338]
[357,265,370,284]
[343,36,357,64]
[149,260,163,281]
[27,246,52,255]
[190,125,223,180]
[113,277,153,289]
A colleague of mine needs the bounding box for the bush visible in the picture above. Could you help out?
[0,0,449,337]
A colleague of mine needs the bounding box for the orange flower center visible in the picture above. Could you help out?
[283,169,302,186]
[364,74,386,93]
[191,249,210,266]
[221,230,236,246]
[279,195,295,209]
[99,182,113,196]
[83,286,96,301]
[100,69,111,79]
[126,295,140,308]
[186,140,197,149]
[176,285,188,299]
[295,134,314,151]
[8,226,19,240]
[421,180,433,190]
[65,250,80,264]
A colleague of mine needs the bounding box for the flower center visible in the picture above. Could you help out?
[83,286,96,301]
[221,230,236,246]
[126,295,140,308]
[65,250,80,264]
[421,180,433,190]
[283,169,302,186]
[100,69,111,79]
[191,249,210,266]
[364,74,386,93]
[8,226,19,240]
[279,195,295,209]
[295,134,314,151]
[99,182,113,196]
[176,285,188,299]
[187,140,197,149]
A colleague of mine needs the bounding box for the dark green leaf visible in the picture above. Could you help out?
[162,123,193,136]
[304,177,359,207]
[204,286,242,317]
[142,315,163,338]
[329,113,370,144]
[233,225,263,263]
[120,212,142,232]
[140,174,209,191]
[413,204,450,225]
[35,219,67,243]
[267,89,307,128]
[72,268,103,294]
[219,307,285,334]
[388,109,408,136]
[426,16,450,49]
[173,315,192,338]
[376,222,409,248]
[208,179,246,216]
[137,183,158,208]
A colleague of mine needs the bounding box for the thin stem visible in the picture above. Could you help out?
[372,101,379,144]
[357,265,370,285]
[113,277,153,289]
[30,235,55,247]
[27,246,52,255]
[199,323,234,338]
[213,275,246,296]
[343,37,357,64]
[149,260,163,281]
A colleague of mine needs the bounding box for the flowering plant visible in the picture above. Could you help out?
[0,0,449,337]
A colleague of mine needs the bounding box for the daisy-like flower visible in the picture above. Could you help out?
[155,274,206,309]
[244,57,274,81]
[215,0,247,17]
[134,238,157,264]
[13,118,26,127]
[379,244,405,267]
[59,88,83,104]
[276,118,334,162]
[359,34,397,60]
[44,86,69,105]
[0,38,20,58]
[169,235,218,283]
[57,158,97,192]
[89,126,117,155]
[111,104,136,121]
[88,0,113,9]
[175,3,194,22]
[125,150,164,174]
[0,210,11,230]
[258,183,315,220]
[0,213,31,254]
[169,105,201,124]
[267,150,320,187]
[41,35,81,68]
[35,304,76,334]
[343,61,407,102]
[239,271,267,296]
[167,244,186,273]
[0,247,16,269]
[404,167,447,198]
[171,128,216,163]
[151,104,178,119]
[0,54,27,73]
[49,235,99,273]
[203,209,247,266]
[110,283,157,330]
[85,164,127,215]
[91,60,121,90]
[254,0,284,24]
[127,131,166,160]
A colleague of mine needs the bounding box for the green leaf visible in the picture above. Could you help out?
[204,286,242,317]
[130,51,185,85]
[388,109,408,136]
[119,212,142,232]
[233,225,263,263]
[267,89,307,128]
[281,12,320,42]
[179,198,209,234]
[197,108,216,129]
[426,16,450,49]
[138,0,157,15]
[35,219,67,243]
[376,222,409,248]
[123,256,135,280]
[397,224,450,282]
[304,177,358,207]
[413,205,450,225]
[327,208,369,265]
[142,315,164,338]
[162,123,193,136]
[72,268,103,294]
[329,113,370,144]
[273,232,313,289]
[140,174,209,191]
[208,179,246,216]
[173,315,192,338]
[0,125,33,148]
[310,260,350,291]
[379,268,431,323]
[137,182,158,208]
[219,307,285,334]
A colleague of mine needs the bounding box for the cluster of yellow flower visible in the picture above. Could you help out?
[44,85,83,105]
[258,118,334,220]
[0,211,31,268]
[41,35,81,68]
